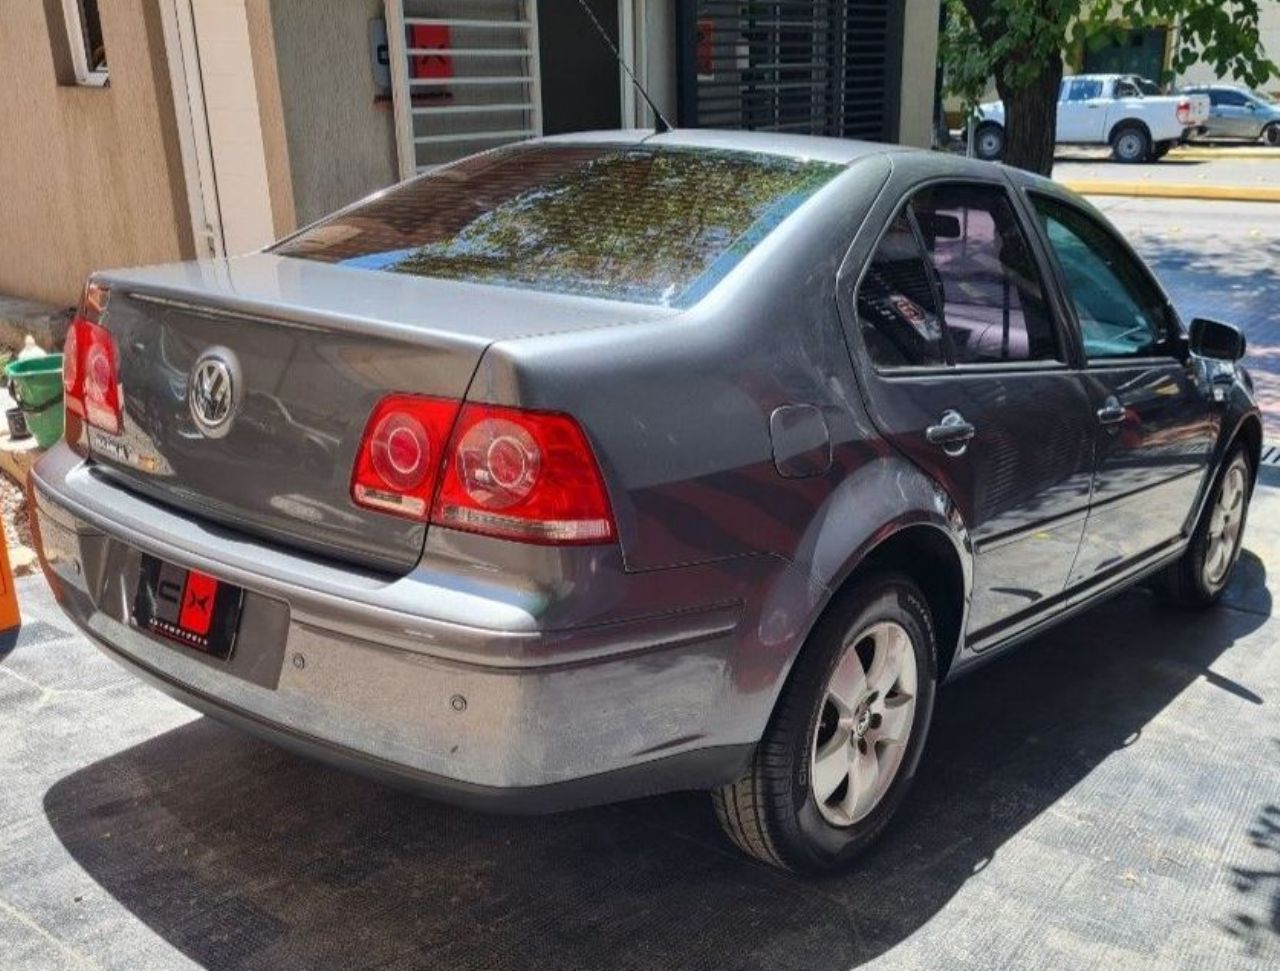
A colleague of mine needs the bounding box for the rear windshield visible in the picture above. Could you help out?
[272,144,842,308]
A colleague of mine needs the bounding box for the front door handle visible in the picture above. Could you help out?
[1097,396,1126,427]
[926,410,976,456]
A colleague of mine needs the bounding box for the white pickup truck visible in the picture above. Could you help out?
[974,74,1210,163]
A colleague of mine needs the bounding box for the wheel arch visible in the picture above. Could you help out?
[1233,412,1264,483]
[1108,117,1152,146]
[795,517,971,691]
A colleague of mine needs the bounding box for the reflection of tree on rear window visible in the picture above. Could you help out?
[275,146,841,308]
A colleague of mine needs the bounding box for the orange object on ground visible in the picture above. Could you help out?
[0,514,21,632]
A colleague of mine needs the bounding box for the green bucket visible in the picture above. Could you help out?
[7,354,65,448]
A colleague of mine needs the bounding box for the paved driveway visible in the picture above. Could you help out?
[3,500,1276,971]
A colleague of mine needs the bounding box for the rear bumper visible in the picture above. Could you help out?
[31,443,762,810]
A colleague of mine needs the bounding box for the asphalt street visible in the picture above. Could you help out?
[0,194,1278,971]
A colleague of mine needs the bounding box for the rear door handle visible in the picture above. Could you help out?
[926,410,976,456]
[1097,396,1126,427]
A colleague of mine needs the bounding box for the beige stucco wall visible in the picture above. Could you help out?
[0,1,193,307]
[897,0,941,146]
[253,0,398,231]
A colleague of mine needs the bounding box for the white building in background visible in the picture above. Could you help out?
[1175,6,1280,94]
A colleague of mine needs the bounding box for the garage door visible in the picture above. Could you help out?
[678,0,897,141]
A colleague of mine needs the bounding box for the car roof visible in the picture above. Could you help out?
[534,128,901,166]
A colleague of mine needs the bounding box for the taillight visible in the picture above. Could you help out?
[350,395,461,519]
[64,281,122,435]
[1176,99,1192,124]
[431,403,616,545]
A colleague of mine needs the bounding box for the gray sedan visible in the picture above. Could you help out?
[33,130,1261,874]
[1184,84,1280,145]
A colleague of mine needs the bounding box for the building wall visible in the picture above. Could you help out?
[0,1,193,307]
[897,0,941,146]
[1176,7,1280,95]
[259,0,399,230]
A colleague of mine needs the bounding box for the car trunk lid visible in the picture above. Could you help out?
[88,254,670,573]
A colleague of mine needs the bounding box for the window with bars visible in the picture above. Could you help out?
[680,0,896,141]
[387,0,542,175]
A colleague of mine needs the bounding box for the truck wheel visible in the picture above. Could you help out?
[1111,124,1151,163]
[1156,446,1252,607]
[973,123,1004,161]
[713,572,938,873]
[1264,123,1280,147]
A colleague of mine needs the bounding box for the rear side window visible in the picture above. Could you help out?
[911,184,1058,365]
[856,213,946,367]
[856,182,1059,369]
[273,145,841,308]
[1031,195,1175,360]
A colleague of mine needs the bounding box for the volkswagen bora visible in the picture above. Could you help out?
[33,130,1260,873]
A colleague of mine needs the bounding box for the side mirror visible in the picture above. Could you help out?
[1189,317,1247,361]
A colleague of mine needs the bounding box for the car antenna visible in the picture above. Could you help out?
[572,0,672,134]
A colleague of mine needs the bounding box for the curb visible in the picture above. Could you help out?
[1170,146,1280,159]
[1059,181,1280,203]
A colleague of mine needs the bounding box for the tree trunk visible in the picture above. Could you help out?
[995,58,1063,176]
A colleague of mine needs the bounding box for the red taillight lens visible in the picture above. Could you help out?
[1177,99,1191,124]
[431,403,616,545]
[350,395,461,519]
[64,282,121,434]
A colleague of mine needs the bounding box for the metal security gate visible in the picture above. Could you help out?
[676,0,898,141]
[386,0,542,178]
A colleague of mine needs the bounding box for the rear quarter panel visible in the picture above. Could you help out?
[465,156,896,574]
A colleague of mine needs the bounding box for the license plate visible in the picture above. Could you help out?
[134,555,244,660]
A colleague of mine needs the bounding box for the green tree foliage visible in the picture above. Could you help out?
[942,0,1280,174]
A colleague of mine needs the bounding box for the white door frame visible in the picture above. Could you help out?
[158,0,224,258]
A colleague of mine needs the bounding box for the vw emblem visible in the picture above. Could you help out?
[188,349,239,438]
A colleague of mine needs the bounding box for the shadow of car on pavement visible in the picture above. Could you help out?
[42,552,1271,971]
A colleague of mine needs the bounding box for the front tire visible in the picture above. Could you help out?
[1111,124,1152,163]
[1263,122,1280,147]
[713,573,937,873]
[1158,446,1252,607]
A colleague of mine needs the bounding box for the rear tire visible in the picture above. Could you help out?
[973,123,1005,162]
[1157,446,1252,608]
[1111,124,1152,163]
[1264,122,1280,148]
[713,572,938,873]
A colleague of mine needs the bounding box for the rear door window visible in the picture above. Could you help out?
[273,144,841,308]
[856,212,946,368]
[911,183,1059,365]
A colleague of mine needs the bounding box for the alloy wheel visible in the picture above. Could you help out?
[1203,456,1248,589]
[810,621,918,827]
